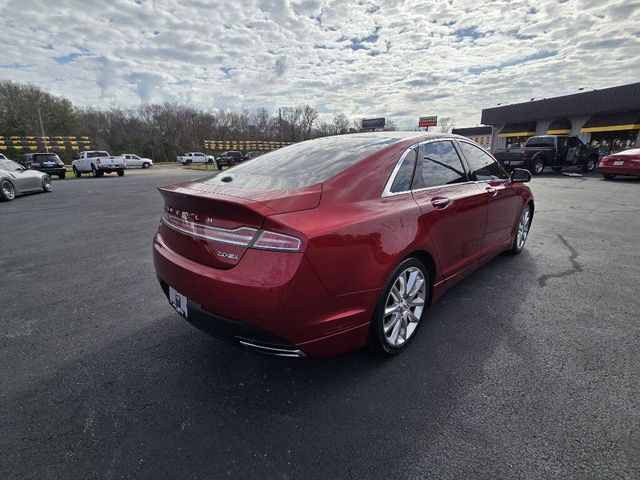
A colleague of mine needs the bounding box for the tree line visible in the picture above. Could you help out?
[0,80,403,162]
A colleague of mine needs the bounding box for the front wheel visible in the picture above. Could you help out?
[73,166,81,178]
[0,179,16,201]
[369,258,429,356]
[511,204,532,254]
[58,172,66,180]
[142,162,150,169]
[42,175,52,192]
[117,169,125,177]
[531,159,545,175]
[582,157,597,173]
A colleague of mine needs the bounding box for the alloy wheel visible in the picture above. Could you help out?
[383,267,426,347]
[43,176,52,192]
[1,180,15,200]
[516,207,531,250]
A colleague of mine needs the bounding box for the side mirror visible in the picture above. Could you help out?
[511,168,531,183]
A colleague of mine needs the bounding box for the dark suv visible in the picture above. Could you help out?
[216,151,244,170]
[23,153,66,179]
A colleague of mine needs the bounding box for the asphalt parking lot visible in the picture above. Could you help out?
[1,170,639,479]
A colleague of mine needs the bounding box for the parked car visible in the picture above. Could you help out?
[72,150,125,177]
[177,152,214,165]
[497,135,599,175]
[22,152,66,179]
[599,147,640,179]
[0,158,52,201]
[244,151,263,160]
[120,154,153,169]
[0,153,9,161]
[153,132,534,358]
[216,151,244,169]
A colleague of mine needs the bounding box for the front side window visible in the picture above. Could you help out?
[458,141,508,181]
[390,148,417,193]
[412,141,467,189]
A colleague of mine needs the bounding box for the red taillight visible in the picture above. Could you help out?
[251,230,301,252]
[162,213,257,246]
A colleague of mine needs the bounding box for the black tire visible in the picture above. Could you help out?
[603,173,616,180]
[91,164,99,177]
[117,169,125,177]
[551,166,562,172]
[510,204,532,254]
[142,162,150,169]
[73,166,81,178]
[58,172,66,179]
[186,160,192,165]
[582,156,597,173]
[531,158,545,175]
[216,161,222,170]
[207,158,213,165]
[368,257,430,356]
[0,179,16,201]
[42,175,52,192]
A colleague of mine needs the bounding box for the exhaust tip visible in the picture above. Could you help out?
[238,339,306,358]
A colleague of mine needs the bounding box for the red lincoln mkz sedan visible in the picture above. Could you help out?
[599,147,640,179]
[153,132,534,357]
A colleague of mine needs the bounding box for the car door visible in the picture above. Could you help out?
[457,141,520,251]
[129,155,142,167]
[410,140,488,281]
[14,166,41,191]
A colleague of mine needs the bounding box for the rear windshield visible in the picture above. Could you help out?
[87,151,109,158]
[32,154,60,162]
[201,135,402,189]
[618,147,640,156]
[525,137,555,147]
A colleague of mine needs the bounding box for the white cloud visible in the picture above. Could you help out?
[0,0,638,127]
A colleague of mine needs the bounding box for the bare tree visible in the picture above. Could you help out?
[439,117,454,133]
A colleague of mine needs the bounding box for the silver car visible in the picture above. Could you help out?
[0,158,53,202]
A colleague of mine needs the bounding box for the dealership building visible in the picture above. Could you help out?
[475,82,640,156]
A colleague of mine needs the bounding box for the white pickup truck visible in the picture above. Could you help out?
[72,150,126,177]
[177,152,214,165]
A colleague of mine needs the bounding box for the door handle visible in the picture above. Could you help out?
[431,197,451,209]
[485,187,498,196]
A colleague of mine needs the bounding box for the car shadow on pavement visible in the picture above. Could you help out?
[4,251,539,480]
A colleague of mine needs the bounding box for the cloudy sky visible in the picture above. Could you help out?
[1,0,639,128]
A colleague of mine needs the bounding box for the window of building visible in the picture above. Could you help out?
[458,141,508,181]
[412,141,467,189]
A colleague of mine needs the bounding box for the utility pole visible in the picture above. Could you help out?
[37,104,49,153]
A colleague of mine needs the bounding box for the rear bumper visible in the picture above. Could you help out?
[153,233,376,357]
[34,167,66,175]
[599,164,640,176]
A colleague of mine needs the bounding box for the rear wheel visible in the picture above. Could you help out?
[603,173,616,180]
[73,166,81,178]
[531,158,545,175]
[582,156,597,173]
[42,175,52,192]
[117,169,125,177]
[0,179,16,201]
[511,204,532,254]
[369,258,429,356]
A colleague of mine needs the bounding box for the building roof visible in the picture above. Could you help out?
[452,126,493,136]
[481,82,640,125]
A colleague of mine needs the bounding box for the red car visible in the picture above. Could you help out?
[153,132,534,357]
[599,147,640,179]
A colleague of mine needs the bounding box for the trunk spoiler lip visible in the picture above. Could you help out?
[158,181,323,215]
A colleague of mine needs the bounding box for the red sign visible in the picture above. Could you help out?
[419,116,438,128]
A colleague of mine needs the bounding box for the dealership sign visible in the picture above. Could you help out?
[362,117,386,129]
[419,116,438,128]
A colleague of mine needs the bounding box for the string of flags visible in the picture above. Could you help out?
[0,136,92,152]
[203,140,293,151]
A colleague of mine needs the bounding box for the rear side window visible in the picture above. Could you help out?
[33,153,60,161]
[412,141,467,189]
[458,142,508,181]
[525,137,554,147]
[390,149,417,193]
[87,151,108,158]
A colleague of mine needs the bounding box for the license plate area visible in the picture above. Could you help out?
[169,286,188,318]
[613,160,624,166]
